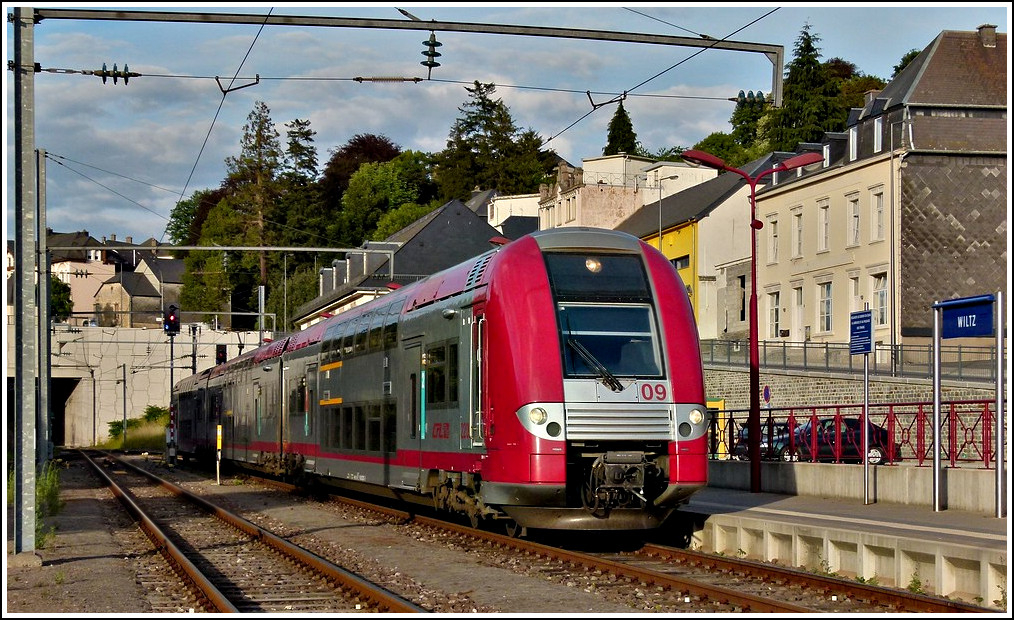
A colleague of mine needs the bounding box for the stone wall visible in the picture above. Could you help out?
[704,365,997,411]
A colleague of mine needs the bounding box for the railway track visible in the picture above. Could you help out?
[80,450,426,613]
[231,475,996,614]
[632,544,994,614]
[118,456,997,614]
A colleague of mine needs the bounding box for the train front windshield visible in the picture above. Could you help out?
[544,253,663,379]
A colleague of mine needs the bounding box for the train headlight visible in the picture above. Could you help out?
[529,407,548,425]
[688,408,706,425]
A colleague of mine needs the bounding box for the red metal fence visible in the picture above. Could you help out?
[709,400,1001,468]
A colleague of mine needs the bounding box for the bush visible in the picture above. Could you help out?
[101,404,171,452]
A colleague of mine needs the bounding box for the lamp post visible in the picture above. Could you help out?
[681,149,823,492]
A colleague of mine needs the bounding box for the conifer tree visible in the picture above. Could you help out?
[768,23,842,152]
[603,101,638,156]
[435,81,553,201]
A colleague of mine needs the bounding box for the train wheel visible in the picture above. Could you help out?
[504,519,526,538]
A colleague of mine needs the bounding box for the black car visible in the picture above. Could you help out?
[732,417,900,464]
[730,422,790,461]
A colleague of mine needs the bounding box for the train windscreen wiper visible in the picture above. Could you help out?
[568,338,624,392]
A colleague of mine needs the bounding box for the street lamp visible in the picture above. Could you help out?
[681,149,823,492]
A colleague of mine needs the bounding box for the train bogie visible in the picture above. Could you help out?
[172,227,708,533]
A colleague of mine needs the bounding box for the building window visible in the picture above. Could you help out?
[671,255,690,271]
[850,276,861,313]
[768,291,780,338]
[768,218,778,263]
[873,273,888,326]
[738,275,746,322]
[818,282,833,333]
[567,196,577,222]
[873,117,883,153]
[817,200,830,252]
[792,211,803,257]
[793,286,804,340]
[847,195,860,246]
[871,190,885,241]
[822,144,830,167]
[848,127,857,161]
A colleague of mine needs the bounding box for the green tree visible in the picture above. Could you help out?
[320,134,401,212]
[768,23,843,152]
[337,161,418,246]
[603,101,638,156]
[434,81,555,202]
[49,276,73,322]
[729,92,768,148]
[373,202,438,241]
[224,101,283,287]
[165,187,228,247]
[282,118,319,185]
[893,49,920,78]
[690,132,745,167]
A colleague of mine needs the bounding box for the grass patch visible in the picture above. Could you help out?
[99,404,169,452]
[7,460,63,548]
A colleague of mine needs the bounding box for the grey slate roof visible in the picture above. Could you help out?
[854,26,1006,154]
[292,199,504,322]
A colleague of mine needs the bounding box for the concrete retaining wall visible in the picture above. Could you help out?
[708,460,1002,515]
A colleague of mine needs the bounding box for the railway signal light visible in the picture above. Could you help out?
[164,304,180,336]
[216,344,227,365]
[420,32,441,79]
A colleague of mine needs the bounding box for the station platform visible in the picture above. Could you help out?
[679,485,1009,608]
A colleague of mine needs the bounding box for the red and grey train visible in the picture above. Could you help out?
[171,227,709,533]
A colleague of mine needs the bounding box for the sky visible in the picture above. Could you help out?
[4,3,1011,246]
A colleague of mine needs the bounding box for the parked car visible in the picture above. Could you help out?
[730,422,790,461]
[732,417,901,464]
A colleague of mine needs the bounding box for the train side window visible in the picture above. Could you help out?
[368,310,385,351]
[426,344,447,405]
[383,301,400,349]
[448,343,459,405]
[324,322,346,363]
[383,402,396,453]
[354,315,369,354]
[367,404,382,452]
[341,406,353,450]
[354,405,367,450]
[342,317,359,358]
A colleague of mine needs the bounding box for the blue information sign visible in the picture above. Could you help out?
[937,295,995,339]
[849,310,873,355]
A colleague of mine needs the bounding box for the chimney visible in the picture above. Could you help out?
[978,24,997,48]
[109,234,116,242]
[125,236,132,244]
[864,89,882,105]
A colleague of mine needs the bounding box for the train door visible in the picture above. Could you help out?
[222,380,235,462]
[464,304,487,450]
[403,341,425,478]
[305,363,318,456]
[253,380,263,461]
